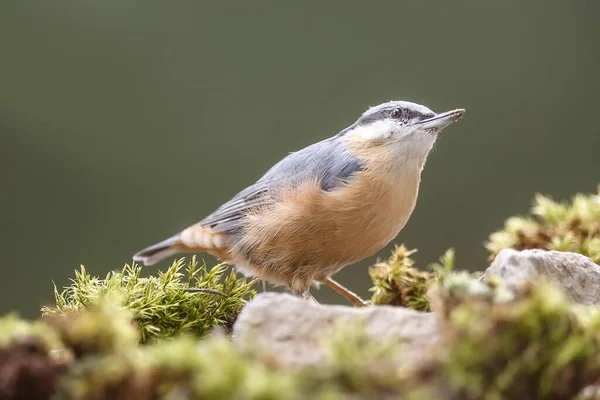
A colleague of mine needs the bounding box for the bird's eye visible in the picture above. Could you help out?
[391,108,403,119]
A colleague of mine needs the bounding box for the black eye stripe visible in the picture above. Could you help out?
[357,107,434,126]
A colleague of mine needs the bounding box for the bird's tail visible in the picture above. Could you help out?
[133,234,182,266]
[133,226,229,266]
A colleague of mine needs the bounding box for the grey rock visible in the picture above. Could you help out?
[232,250,600,371]
[232,292,438,369]
[482,249,600,304]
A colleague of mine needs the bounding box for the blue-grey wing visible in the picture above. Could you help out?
[200,137,363,233]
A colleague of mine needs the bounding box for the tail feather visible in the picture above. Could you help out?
[133,235,181,266]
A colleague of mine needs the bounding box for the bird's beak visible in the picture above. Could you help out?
[417,108,465,130]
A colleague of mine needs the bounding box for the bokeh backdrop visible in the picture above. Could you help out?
[1,1,599,317]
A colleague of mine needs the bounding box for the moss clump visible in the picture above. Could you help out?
[422,276,600,400]
[45,294,139,359]
[6,185,600,399]
[372,186,600,311]
[42,257,256,342]
[52,301,409,399]
[6,267,600,399]
[317,318,406,397]
[56,333,306,400]
[0,314,62,352]
[0,315,67,400]
[368,245,459,311]
[486,184,600,263]
[427,271,514,319]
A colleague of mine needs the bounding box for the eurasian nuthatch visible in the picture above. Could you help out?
[133,100,465,306]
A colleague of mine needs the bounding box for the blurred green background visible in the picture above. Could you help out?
[1,1,598,317]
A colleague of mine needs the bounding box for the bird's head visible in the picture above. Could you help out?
[338,100,465,155]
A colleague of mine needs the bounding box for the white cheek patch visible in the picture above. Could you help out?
[342,119,438,156]
[347,120,397,140]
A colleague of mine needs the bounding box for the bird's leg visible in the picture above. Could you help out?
[323,277,368,308]
[300,291,321,305]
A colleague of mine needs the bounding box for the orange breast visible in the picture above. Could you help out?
[230,161,422,289]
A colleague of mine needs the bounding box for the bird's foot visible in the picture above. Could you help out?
[322,277,369,308]
[300,291,321,305]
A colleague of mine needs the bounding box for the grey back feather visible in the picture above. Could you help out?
[200,136,363,234]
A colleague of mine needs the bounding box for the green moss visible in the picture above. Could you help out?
[57,333,304,400]
[368,245,434,310]
[368,245,463,311]
[53,304,409,400]
[0,313,62,352]
[42,257,257,342]
[45,293,139,358]
[427,271,514,318]
[486,184,600,263]
[6,185,600,399]
[0,315,69,399]
[318,318,405,397]
[7,271,600,400]
[424,276,600,400]
[147,334,302,400]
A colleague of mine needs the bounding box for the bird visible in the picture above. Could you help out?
[133,100,465,307]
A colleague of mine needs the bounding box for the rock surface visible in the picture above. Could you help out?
[481,249,600,304]
[233,250,600,372]
[232,292,438,369]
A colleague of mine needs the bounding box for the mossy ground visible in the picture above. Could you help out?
[370,184,600,311]
[5,272,600,399]
[42,256,256,342]
[1,184,599,399]
[426,277,600,399]
[486,185,600,263]
[368,245,456,311]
